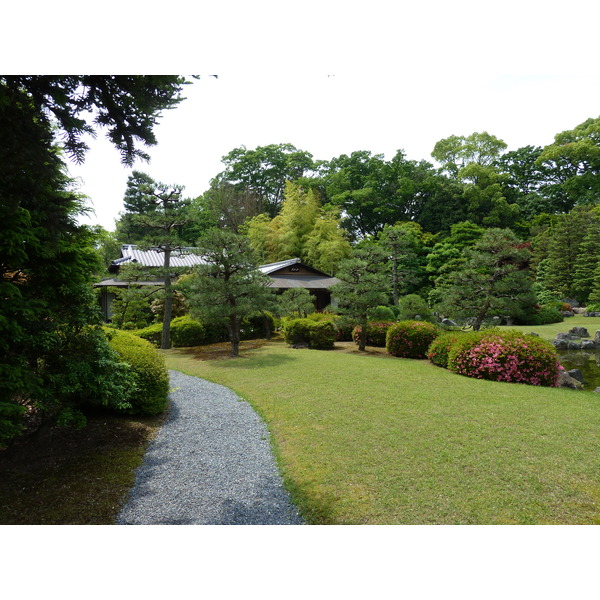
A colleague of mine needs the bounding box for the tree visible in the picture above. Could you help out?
[122,173,194,349]
[210,143,316,217]
[330,246,390,351]
[180,230,275,357]
[537,115,600,209]
[0,76,187,444]
[432,229,536,330]
[278,288,316,318]
[245,182,351,273]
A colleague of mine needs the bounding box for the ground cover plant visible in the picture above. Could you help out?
[163,340,600,525]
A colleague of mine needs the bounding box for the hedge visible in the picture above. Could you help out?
[386,321,441,359]
[282,317,336,349]
[352,321,395,347]
[105,329,170,416]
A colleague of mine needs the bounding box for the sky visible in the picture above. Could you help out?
[9,0,600,233]
[4,0,599,592]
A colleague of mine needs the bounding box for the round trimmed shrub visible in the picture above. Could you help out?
[447,329,559,387]
[106,329,170,416]
[386,320,441,359]
[283,318,335,349]
[170,316,206,347]
[352,321,395,348]
[334,317,356,341]
[283,318,313,345]
[427,331,465,368]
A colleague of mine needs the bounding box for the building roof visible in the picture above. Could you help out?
[266,275,340,289]
[109,245,205,272]
[258,257,333,278]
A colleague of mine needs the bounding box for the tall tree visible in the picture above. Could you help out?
[0,76,187,443]
[122,173,193,349]
[180,230,274,357]
[210,143,315,217]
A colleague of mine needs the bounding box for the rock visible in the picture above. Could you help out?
[527,332,540,337]
[557,371,584,390]
[556,332,576,340]
[584,312,600,317]
[562,311,575,317]
[442,318,458,327]
[595,331,600,344]
[594,387,600,394]
[581,340,597,350]
[569,327,590,338]
[552,339,568,349]
[567,341,582,350]
[573,307,587,314]
[567,369,586,384]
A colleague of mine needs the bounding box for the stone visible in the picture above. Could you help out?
[557,371,584,390]
[584,312,600,317]
[441,318,458,327]
[567,369,586,384]
[556,332,575,340]
[594,387,600,394]
[551,339,568,349]
[595,330,600,344]
[569,327,590,338]
[567,341,582,350]
[581,340,597,350]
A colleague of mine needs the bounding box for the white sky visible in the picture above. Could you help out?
[7,0,600,232]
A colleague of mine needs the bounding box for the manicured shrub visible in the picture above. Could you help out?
[307,320,336,350]
[533,305,564,325]
[170,316,206,347]
[585,302,600,313]
[106,329,170,416]
[367,305,396,322]
[133,322,162,346]
[447,329,559,387]
[386,321,441,359]
[427,331,466,368]
[283,318,313,345]
[283,318,335,349]
[352,322,395,348]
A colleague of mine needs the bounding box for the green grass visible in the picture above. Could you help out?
[164,340,600,525]
[498,313,600,339]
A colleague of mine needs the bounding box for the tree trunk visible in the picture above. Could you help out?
[358,317,368,351]
[161,245,173,350]
[228,315,241,357]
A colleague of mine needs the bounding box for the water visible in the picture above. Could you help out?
[556,350,600,391]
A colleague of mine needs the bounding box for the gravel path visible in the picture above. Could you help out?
[117,370,303,525]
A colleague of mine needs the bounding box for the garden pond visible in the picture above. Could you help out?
[557,350,600,391]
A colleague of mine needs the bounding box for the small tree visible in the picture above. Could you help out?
[330,246,390,351]
[180,230,275,357]
[278,288,316,318]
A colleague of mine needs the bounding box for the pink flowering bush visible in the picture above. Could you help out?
[447,329,559,387]
[386,321,441,359]
[352,321,395,347]
[427,331,465,368]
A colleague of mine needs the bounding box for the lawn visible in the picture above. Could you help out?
[163,338,600,525]
[498,313,600,339]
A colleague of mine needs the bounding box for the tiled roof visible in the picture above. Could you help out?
[258,258,302,275]
[110,245,205,271]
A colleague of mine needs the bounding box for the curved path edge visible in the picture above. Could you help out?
[117,370,303,525]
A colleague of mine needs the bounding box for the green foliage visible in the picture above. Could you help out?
[352,322,395,348]
[427,331,466,368]
[396,294,434,322]
[109,285,157,330]
[432,228,536,330]
[106,329,170,416]
[135,316,215,347]
[278,287,316,317]
[585,302,600,312]
[367,306,396,321]
[331,245,390,351]
[282,318,335,349]
[386,321,441,359]
[528,305,564,326]
[446,329,559,387]
[180,229,275,357]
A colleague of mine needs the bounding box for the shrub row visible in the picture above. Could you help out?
[427,328,559,387]
[133,314,275,348]
[282,317,336,349]
[104,328,170,416]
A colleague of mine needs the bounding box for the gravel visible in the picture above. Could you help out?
[117,370,303,525]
